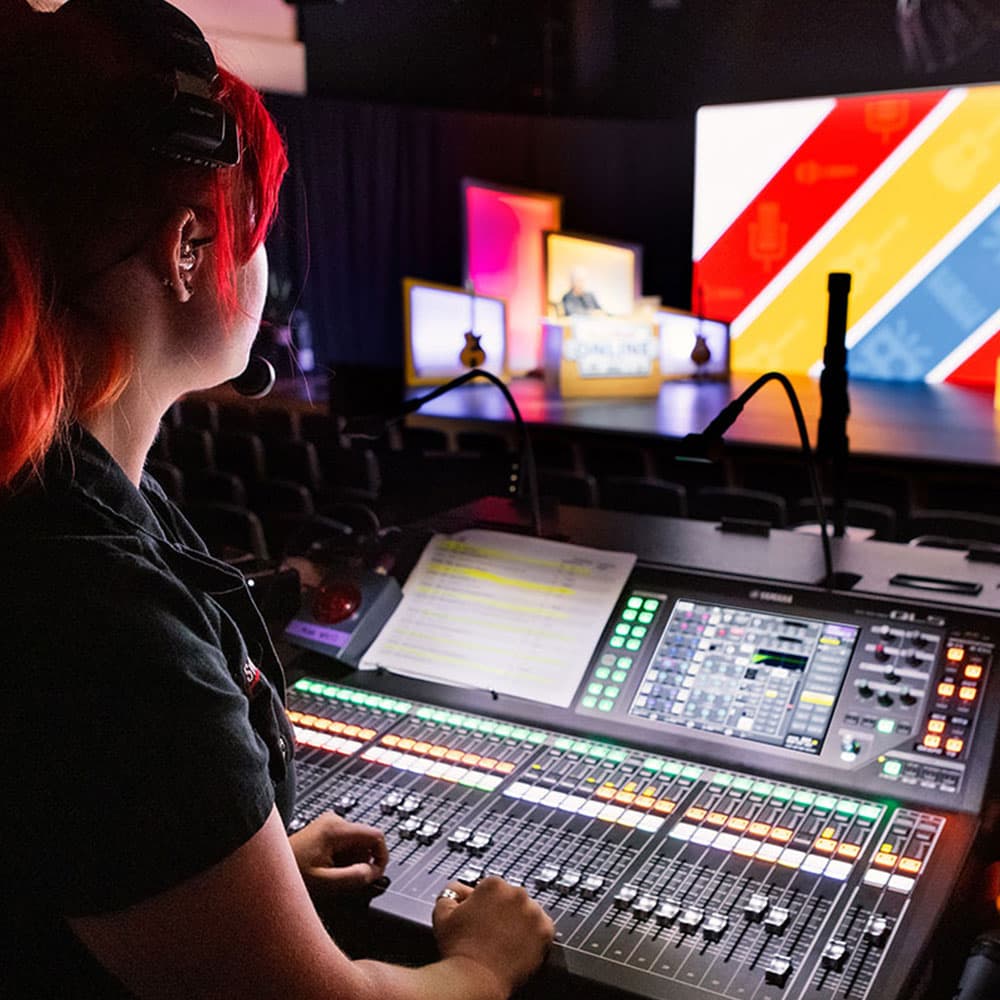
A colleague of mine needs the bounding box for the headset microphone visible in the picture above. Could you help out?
[229,355,275,398]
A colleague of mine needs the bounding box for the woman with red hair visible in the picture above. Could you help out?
[0,1,552,997]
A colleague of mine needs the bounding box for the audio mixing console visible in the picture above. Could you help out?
[286,561,1000,1000]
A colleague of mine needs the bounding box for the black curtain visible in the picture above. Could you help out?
[264,93,693,368]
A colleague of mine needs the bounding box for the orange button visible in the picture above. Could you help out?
[938,682,956,698]
[382,734,400,747]
[461,753,481,765]
[595,787,616,801]
[358,728,377,741]
[923,734,942,749]
[874,852,899,869]
[495,761,516,774]
[927,720,946,734]
[837,843,861,859]
[653,799,676,814]
[299,714,318,727]
[398,738,417,751]
[615,791,637,805]
[960,686,978,702]
[814,838,837,854]
[445,748,463,761]
[749,822,772,838]
[287,710,302,723]
[898,857,923,875]
[313,718,332,731]
[686,807,708,822]
[727,817,750,832]
[706,812,729,827]
[635,795,656,809]
[946,738,965,754]
[947,646,965,662]
[965,664,984,680]
[429,745,448,758]
[770,827,793,843]
[343,725,360,738]
[479,757,498,769]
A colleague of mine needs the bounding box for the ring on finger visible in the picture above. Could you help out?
[437,887,461,902]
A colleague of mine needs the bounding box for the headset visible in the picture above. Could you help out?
[52,0,240,169]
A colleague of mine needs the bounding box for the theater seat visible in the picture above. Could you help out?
[184,502,269,562]
[691,486,788,528]
[599,476,687,518]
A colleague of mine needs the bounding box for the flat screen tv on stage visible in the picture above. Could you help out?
[462,179,562,375]
[544,231,642,319]
[656,308,730,380]
[693,83,1000,387]
[403,278,508,386]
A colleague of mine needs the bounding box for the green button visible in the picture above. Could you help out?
[433,710,449,722]
[631,625,648,639]
[876,718,896,734]
[587,745,608,759]
[610,636,625,649]
[595,667,611,680]
[479,720,497,734]
[626,639,642,651]
[605,686,620,698]
[622,609,638,622]
[638,611,654,624]
[815,795,837,812]
[882,759,903,777]
[660,761,682,777]
[417,706,435,719]
[835,800,858,817]
[859,803,882,821]
[600,653,616,666]
[752,782,774,797]
[555,737,573,750]
[627,596,644,609]
[512,727,530,741]
[732,777,753,792]
[793,790,816,806]
[394,701,413,713]
[617,657,633,669]
[293,678,312,692]
[643,599,660,611]
[528,731,546,744]
[611,670,627,683]
[643,758,662,773]
[771,786,794,802]
[363,694,381,708]
[350,691,367,704]
[588,682,604,696]
[711,772,733,787]
[681,765,703,781]
[615,623,631,636]
[335,690,353,702]
[607,749,628,763]
[495,724,513,738]
[598,699,615,712]
[570,741,589,755]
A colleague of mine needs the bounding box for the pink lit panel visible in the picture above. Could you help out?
[464,180,562,373]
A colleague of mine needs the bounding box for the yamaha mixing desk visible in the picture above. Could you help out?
[284,511,1000,1000]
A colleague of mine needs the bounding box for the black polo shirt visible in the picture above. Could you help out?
[0,427,296,998]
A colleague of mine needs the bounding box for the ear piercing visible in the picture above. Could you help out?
[163,242,196,293]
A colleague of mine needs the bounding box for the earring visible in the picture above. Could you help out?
[179,241,196,273]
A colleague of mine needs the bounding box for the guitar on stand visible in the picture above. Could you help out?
[459,280,487,370]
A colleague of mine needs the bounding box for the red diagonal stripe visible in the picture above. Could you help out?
[694,89,948,323]
[944,328,1000,388]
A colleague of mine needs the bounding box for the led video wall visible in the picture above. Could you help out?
[693,84,1000,386]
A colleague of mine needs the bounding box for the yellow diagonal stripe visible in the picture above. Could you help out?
[733,88,1000,373]
[427,562,575,595]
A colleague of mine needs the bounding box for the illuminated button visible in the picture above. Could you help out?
[627,596,644,609]
[793,790,816,807]
[965,664,983,680]
[947,646,965,662]
[588,683,604,696]
[428,745,448,758]
[749,822,772,838]
[605,686,621,698]
[882,759,903,777]
[685,807,708,822]
[752,782,775,797]
[859,804,882,821]
[707,812,729,826]
[615,791,636,805]
[495,761,516,774]
[643,599,660,611]
[625,639,642,651]
[922,734,942,749]
[383,734,401,747]
[898,857,923,875]
[622,609,638,622]
[927,719,946,734]
[771,785,794,802]
[937,682,956,698]
[814,796,836,812]
[836,800,858,818]
[638,611,654,625]
[874,852,899,869]
[634,795,655,809]
[595,786,616,801]
[876,718,896,735]
[611,670,627,683]
[727,817,750,832]
[837,843,861,859]
[616,656,633,669]
[946,738,964,754]
[609,637,625,649]
[770,827,793,843]
[681,765,703,781]
[642,758,662,773]
[595,667,611,680]
[959,686,977,702]
[598,699,615,712]
[479,757,498,769]
[630,626,648,639]
[732,777,753,792]
[615,624,630,637]
[445,749,464,761]
[814,838,837,854]
[653,799,676,814]
[461,753,481,766]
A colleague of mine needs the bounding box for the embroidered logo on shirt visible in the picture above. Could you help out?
[242,660,262,694]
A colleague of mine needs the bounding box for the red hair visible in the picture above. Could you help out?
[0,40,287,489]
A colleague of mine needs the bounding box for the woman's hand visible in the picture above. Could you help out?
[288,812,389,896]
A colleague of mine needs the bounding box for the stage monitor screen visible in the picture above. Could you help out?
[403,279,507,386]
[629,600,859,755]
[463,179,562,375]
[656,308,729,379]
[545,231,641,319]
[693,84,1000,387]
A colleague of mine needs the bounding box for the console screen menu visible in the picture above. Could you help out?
[629,601,859,754]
